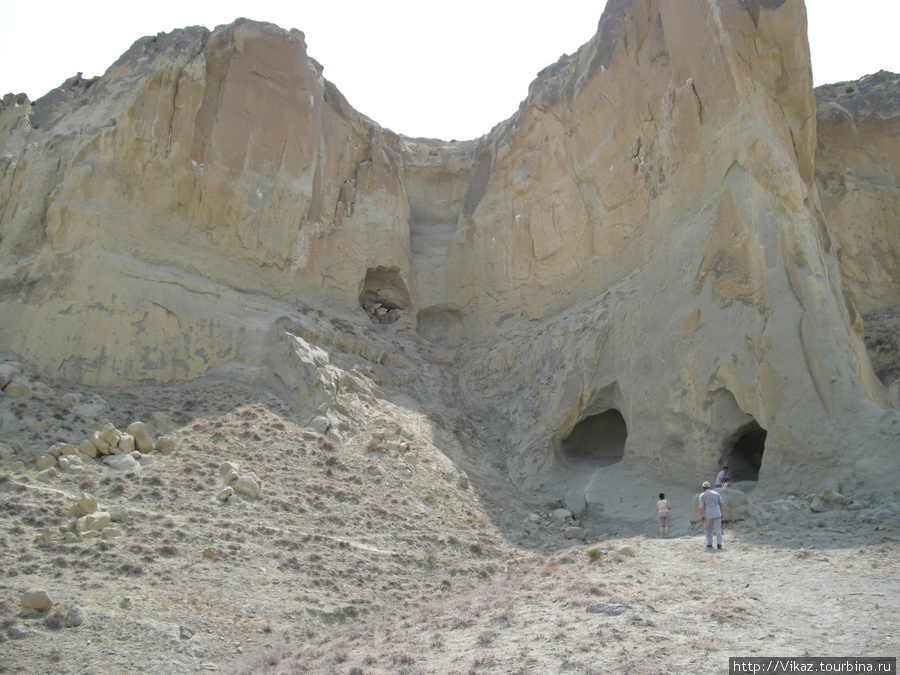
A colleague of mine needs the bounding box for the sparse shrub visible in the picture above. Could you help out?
[477,630,498,645]
[390,650,415,665]
[44,609,66,630]
[587,548,603,561]
[424,551,438,567]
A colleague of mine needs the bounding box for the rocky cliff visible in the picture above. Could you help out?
[1,0,898,496]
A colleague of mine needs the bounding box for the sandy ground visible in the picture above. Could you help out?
[0,371,898,674]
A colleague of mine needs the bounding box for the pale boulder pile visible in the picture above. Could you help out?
[40,491,131,544]
[29,420,176,479]
[216,460,263,502]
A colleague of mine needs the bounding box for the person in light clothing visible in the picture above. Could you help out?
[656,493,672,538]
[698,481,725,549]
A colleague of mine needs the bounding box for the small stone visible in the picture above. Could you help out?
[33,527,53,544]
[69,493,99,518]
[78,440,98,458]
[217,487,235,502]
[99,423,123,447]
[551,508,573,521]
[154,436,177,454]
[810,496,827,513]
[310,415,330,434]
[90,431,111,455]
[59,443,77,455]
[457,473,469,490]
[618,545,637,557]
[150,411,167,431]
[35,468,57,482]
[203,548,218,559]
[35,455,57,471]
[102,453,140,471]
[65,604,86,627]
[76,511,111,532]
[117,434,135,453]
[108,505,130,522]
[180,625,195,639]
[587,602,625,615]
[564,526,585,540]
[126,422,154,453]
[220,461,240,476]
[821,489,845,504]
[61,392,81,408]
[100,527,123,539]
[2,380,30,397]
[8,625,30,639]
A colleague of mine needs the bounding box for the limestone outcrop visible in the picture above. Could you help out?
[1,1,898,496]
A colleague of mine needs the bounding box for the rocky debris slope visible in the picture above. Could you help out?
[0,368,898,674]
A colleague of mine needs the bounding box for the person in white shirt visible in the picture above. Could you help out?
[698,481,725,549]
[656,493,672,538]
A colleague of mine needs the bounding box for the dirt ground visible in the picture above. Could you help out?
[0,370,898,674]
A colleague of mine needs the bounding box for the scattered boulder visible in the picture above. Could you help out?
[821,489,845,504]
[234,474,261,498]
[103,454,140,471]
[21,590,52,612]
[76,511,111,532]
[563,488,587,518]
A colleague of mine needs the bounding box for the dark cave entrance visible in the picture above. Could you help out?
[723,420,767,482]
[561,409,628,467]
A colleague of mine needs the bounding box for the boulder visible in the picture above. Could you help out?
[233,475,260,498]
[126,422,154,453]
[102,454,140,472]
[21,590,52,611]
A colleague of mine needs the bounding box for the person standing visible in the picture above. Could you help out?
[699,481,725,549]
[715,466,729,487]
[656,492,672,538]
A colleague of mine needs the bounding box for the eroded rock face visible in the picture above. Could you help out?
[815,71,900,408]
[1,1,898,495]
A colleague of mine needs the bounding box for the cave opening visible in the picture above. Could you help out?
[359,266,411,325]
[561,409,627,467]
[723,420,767,482]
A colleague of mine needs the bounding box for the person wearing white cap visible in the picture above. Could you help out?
[699,481,725,549]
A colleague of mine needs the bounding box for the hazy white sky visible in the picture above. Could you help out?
[1,1,898,140]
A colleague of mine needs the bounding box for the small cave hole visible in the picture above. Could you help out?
[359,266,411,326]
[561,409,627,467]
[723,421,767,482]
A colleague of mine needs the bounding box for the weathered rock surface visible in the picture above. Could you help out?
[0,0,898,497]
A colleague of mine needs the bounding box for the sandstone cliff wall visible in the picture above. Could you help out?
[1,1,898,494]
